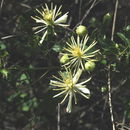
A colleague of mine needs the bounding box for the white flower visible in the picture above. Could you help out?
[32,3,69,44]
[50,68,91,113]
[61,35,100,71]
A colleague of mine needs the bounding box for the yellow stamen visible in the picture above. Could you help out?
[64,78,73,89]
[72,46,83,57]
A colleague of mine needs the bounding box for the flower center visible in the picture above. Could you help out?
[72,46,83,58]
[43,10,53,23]
[64,78,73,89]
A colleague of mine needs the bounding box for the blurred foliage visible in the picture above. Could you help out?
[0,0,130,130]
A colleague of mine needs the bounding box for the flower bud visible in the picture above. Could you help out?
[103,13,112,25]
[85,61,95,71]
[76,25,87,36]
[60,54,69,64]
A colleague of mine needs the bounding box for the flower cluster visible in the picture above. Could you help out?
[32,3,100,113]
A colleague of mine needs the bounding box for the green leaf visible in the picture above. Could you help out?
[117,32,130,48]
[0,69,8,78]
[20,73,30,84]
[124,25,130,31]
[20,73,27,80]
[52,44,62,52]
[20,93,28,98]
[22,103,30,111]
[7,92,20,102]
[0,41,6,50]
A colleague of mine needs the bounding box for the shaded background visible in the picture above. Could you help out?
[0,0,130,130]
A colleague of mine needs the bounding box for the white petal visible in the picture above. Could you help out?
[73,69,82,84]
[34,27,47,34]
[53,90,67,98]
[78,87,90,94]
[54,13,68,24]
[78,77,91,85]
[66,91,73,113]
[39,30,47,44]
[31,16,47,24]
[57,23,69,27]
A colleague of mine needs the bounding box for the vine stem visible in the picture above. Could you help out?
[108,0,119,130]
[57,103,61,130]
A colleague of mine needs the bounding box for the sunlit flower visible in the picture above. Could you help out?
[50,68,91,113]
[62,35,100,71]
[32,3,69,44]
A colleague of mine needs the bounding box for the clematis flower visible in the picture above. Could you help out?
[50,68,91,113]
[31,3,69,44]
[61,35,100,71]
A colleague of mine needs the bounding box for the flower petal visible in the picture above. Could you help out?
[39,30,48,44]
[78,87,90,94]
[54,13,68,24]
[53,89,67,98]
[73,69,82,84]
[66,91,73,113]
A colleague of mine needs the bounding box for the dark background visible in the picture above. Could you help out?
[0,0,130,130]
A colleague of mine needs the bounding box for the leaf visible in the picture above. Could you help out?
[0,41,6,50]
[22,103,30,112]
[20,73,30,84]
[0,69,8,78]
[7,92,21,102]
[117,32,130,48]
[20,73,27,80]
[20,93,28,98]
[124,25,130,31]
[52,44,62,52]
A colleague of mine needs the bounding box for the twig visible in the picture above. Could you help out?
[57,103,61,130]
[108,0,119,129]
[116,122,130,130]
[73,0,98,30]
[1,35,16,40]
[111,0,119,41]
[78,0,82,21]
[0,0,4,15]
[108,65,115,130]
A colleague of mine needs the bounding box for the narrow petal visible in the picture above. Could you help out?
[66,91,73,113]
[54,13,68,24]
[31,16,47,24]
[78,87,90,94]
[73,69,82,84]
[77,77,91,85]
[57,23,69,27]
[76,89,90,99]
[34,27,47,34]
[60,91,69,104]
[53,90,67,98]
[39,30,48,44]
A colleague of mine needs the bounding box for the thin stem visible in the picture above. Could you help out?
[57,103,61,130]
[108,65,115,130]
[73,0,98,30]
[0,0,4,15]
[111,0,119,41]
[107,0,119,129]
[78,0,82,21]
[108,0,119,129]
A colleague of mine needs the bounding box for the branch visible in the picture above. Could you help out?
[57,103,61,130]
[108,0,119,129]
[73,0,99,30]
